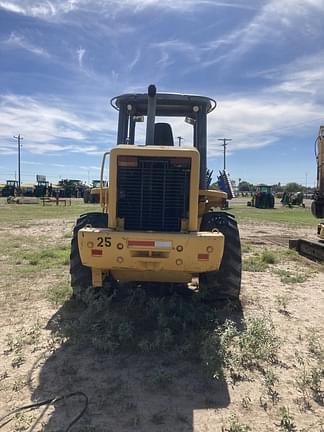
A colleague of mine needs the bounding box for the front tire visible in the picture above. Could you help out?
[70,212,108,302]
[199,212,241,301]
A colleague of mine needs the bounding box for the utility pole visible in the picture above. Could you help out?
[177,136,184,147]
[13,134,23,188]
[218,138,232,171]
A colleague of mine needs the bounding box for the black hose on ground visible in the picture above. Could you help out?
[0,391,88,431]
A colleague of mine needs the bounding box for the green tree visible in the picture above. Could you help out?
[284,182,304,193]
[238,181,253,192]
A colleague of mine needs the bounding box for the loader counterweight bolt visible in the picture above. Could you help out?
[87,241,94,248]
[117,256,124,263]
[117,243,124,250]
[207,246,213,253]
[193,105,199,112]
[176,259,183,266]
[176,245,183,252]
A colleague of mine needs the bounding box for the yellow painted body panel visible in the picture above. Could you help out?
[77,144,228,285]
[78,228,224,284]
[107,145,200,232]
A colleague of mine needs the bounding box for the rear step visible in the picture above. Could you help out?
[289,239,324,261]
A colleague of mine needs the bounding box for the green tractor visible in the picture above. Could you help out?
[250,185,275,209]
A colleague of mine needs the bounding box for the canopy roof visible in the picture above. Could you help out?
[111,92,216,117]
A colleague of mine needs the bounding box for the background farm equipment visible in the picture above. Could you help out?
[281,191,305,208]
[249,185,275,209]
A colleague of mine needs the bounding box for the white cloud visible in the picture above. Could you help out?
[0,95,116,155]
[77,46,86,68]
[260,51,324,97]
[2,32,50,57]
[0,0,74,18]
[128,49,141,71]
[0,0,259,19]
[206,96,322,156]
[199,0,324,67]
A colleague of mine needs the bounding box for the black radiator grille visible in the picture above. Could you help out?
[117,157,190,231]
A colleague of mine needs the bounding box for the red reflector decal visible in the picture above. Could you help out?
[128,240,155,247]
[92,249,103,256]
[118,156,138,167]
[170,158,191,168]
[198,253,209,260]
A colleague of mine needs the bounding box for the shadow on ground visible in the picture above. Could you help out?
[30,291,244,431]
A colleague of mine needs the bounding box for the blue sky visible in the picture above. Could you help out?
[0,0,323,187]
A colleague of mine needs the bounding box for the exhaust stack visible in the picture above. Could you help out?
[146,84,157,145]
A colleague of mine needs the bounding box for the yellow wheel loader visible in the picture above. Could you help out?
[312,126,324,240]
[70,85,242,302]
[290,126,324,260]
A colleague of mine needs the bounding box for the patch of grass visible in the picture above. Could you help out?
[261,368,280,405]
[20,245,70,268]
[222,414,251,432]
[201,315,280,381]
[0,199,100,224]
[47,282,72,305]
[53,289,245,378]
[261,250,278,264]
[243,256,268,272]
[274,269,309,284]
[294,353,324,408]
[241,243,252,253]
[243,249,278,272]
[226,204,316,227]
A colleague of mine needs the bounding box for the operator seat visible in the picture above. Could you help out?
[153,122,174,146]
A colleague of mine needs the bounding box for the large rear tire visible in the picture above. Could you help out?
[70,212,108,303]
[199,212,241,301]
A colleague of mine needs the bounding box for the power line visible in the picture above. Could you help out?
[218,138,232,171]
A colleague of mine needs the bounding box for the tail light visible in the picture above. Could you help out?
[118,156,138,167]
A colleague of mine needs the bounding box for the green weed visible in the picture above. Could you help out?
[47,282,72,305]
[241,395,252,410]
[20,245,70,268]
[201,315,280,381]
[261,250,278,264]
[278,407,297,432]
[243,249,278,272]
[274,269,309,284]
[295,354,324,408]
[241,243,252,253]
[261,368,280,405]
[243,256,268,272]
[222,414,251,432]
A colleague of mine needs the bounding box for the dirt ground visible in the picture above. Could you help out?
[0,217,323,431]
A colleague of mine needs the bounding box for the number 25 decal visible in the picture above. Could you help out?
[97,236,112,247]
